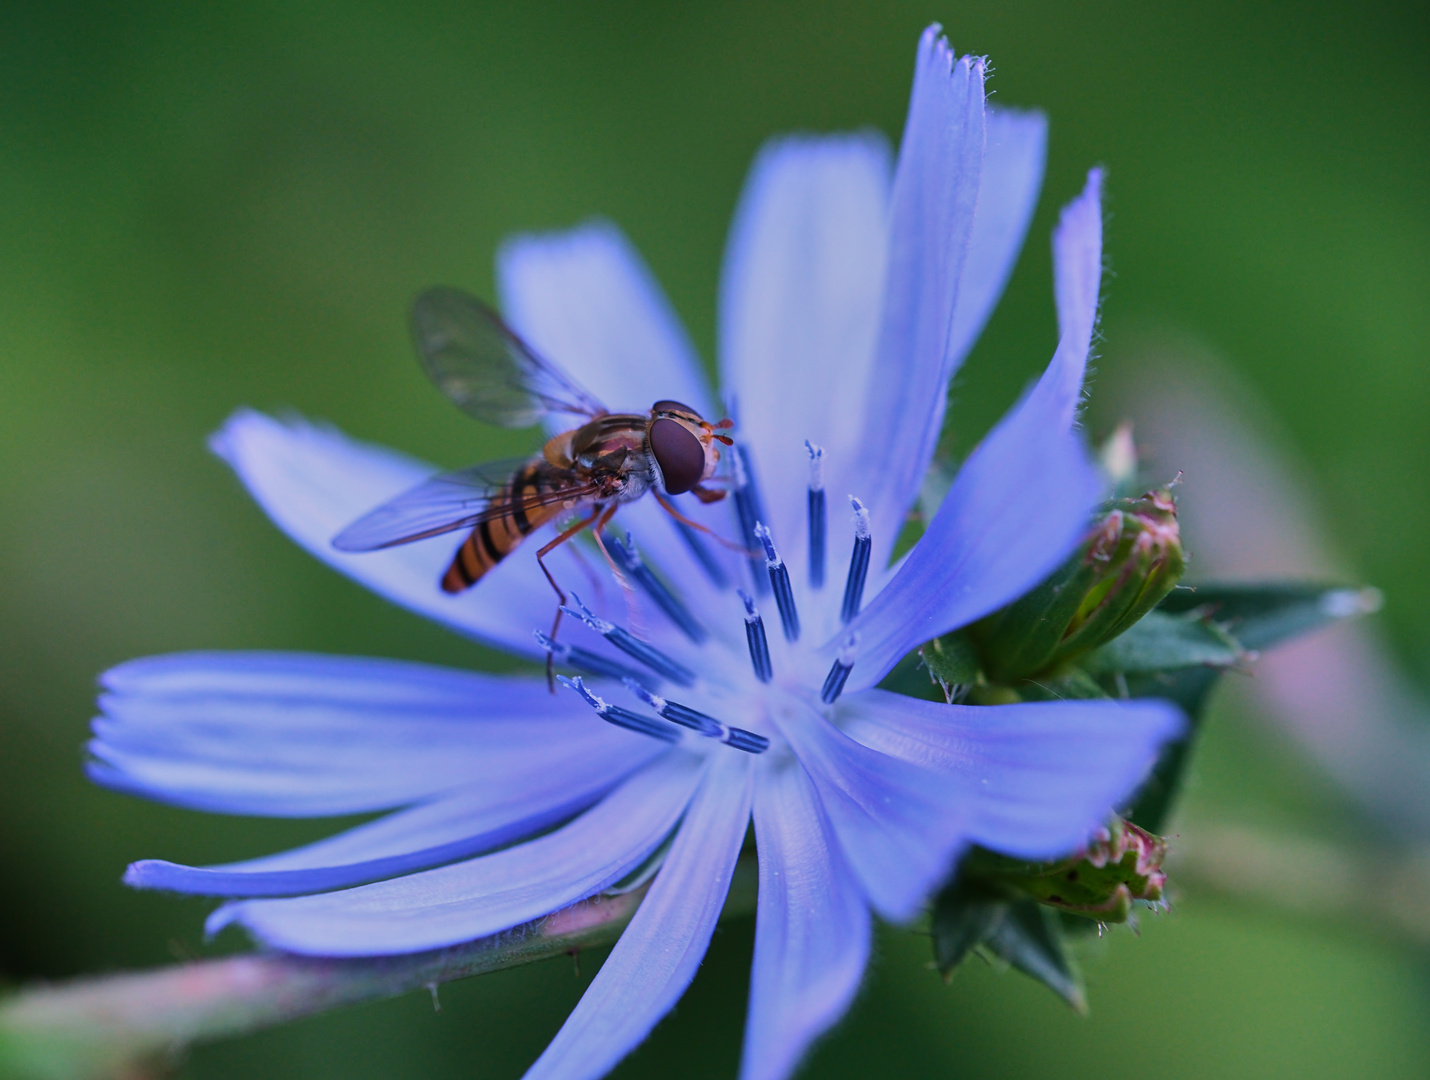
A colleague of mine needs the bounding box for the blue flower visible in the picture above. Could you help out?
[89,27,1182,1080]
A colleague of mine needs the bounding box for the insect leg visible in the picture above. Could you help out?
[536,505,604,691]
[589,503,642,632]
[588,503,627,583]
[654,494,756,556]
[690,484,728,504]
[563,529,608,598]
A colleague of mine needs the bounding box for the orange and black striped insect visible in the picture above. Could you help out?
[333,287,733,665]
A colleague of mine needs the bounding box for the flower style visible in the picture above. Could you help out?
[88,27,1182,1080]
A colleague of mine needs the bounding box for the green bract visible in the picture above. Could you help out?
[920,576,1383,1009]
[971,485,1186,683]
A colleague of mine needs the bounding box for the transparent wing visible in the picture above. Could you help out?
[331,459,600,552]
[412,287,608,427]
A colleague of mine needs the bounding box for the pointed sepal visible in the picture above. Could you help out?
[984,901,1088,1014]
[930,881,1008,977]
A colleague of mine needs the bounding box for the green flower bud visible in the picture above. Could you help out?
[964,818,1168,924]
[970,485,1186,681]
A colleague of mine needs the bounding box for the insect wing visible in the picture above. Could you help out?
[331,459,600,552]
[412,287,607,427]
[332,459,523,551]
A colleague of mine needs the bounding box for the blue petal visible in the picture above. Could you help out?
[839,389,1103,689]
[943,106,1047,370]
[89,651,651,817]
[718,133,892,614]
[523,751,753,1080]
[841,689,1185,859]
[851,27,986,572]
[777,702,975,922]
[210,752,707,956]
[1022,167,1105,430]
[210,410,631,657]
[123,741,655,895]
[498,220,715,423]
[740,759,870,1080]
[839,168,1108,682]
[1053,169,1104,390]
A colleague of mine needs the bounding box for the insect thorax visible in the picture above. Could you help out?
[543,415,654,503]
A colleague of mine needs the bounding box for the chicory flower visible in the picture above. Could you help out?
[89,26,1182,1080]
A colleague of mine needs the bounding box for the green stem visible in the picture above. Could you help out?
[0,855,759,1080]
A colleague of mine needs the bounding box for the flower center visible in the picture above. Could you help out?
[537,440,873,754]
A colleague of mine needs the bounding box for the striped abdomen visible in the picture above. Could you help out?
[441,460,566,593]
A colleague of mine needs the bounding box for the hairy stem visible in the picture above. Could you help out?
[0,854,759,1080]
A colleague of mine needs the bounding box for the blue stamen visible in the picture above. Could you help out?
[821,634,859,705]
[732,445,769,596]
[561,595,697,687]
[533,631,656,685]
[754,522,800,642]
[806,441,826,589]
[609,533,708,644]
[558,676,681,743]
[673,517,729,589]
[840,496,872,625]
[738,589,773,684]
[724,728,772,753]
[623,679,770,755]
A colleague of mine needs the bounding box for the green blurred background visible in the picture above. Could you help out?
[2,1,1428,1077]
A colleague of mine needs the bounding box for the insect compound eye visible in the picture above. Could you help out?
[651,399,699,418]
[649,418,706,495]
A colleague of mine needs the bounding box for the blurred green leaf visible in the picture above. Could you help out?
[1122,666,1226,832]
[1157,583,1382,652]
[1125,582,1381,831]
[1082,610,1245,675]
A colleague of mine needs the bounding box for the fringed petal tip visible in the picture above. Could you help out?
[916,23,966,71]
[1053,166,1106,360]
[87,650,654,819]
[122,859,173,890]
[855,22,988,573]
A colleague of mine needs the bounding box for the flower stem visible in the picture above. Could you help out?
[0,853,759,1080]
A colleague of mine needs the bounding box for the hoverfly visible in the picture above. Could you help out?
[333,286,734,650]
